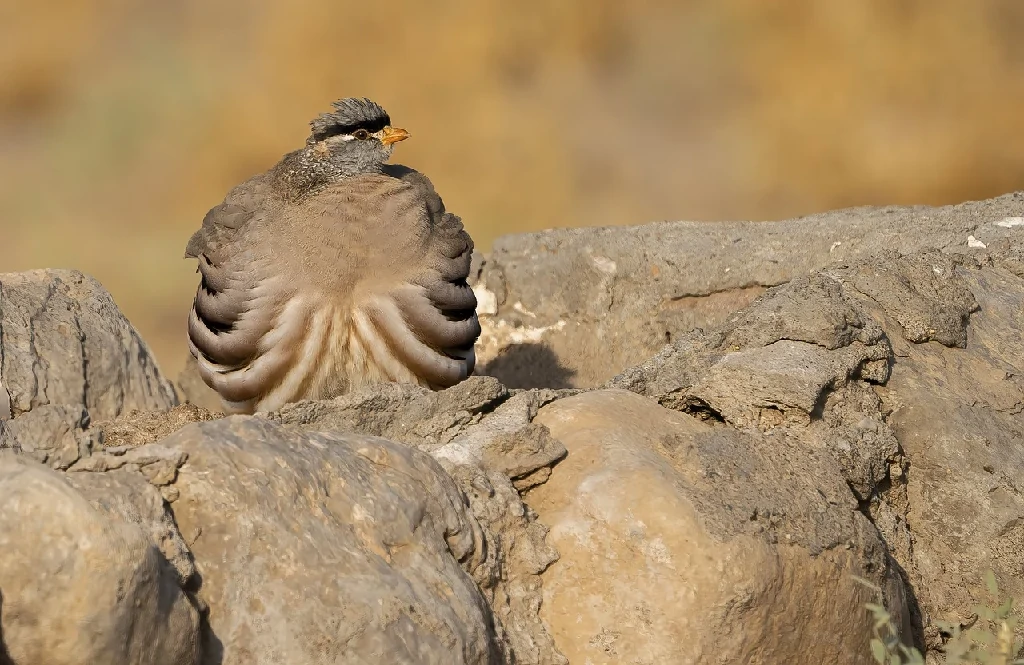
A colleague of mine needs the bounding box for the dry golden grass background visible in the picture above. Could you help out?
[2,0,1023,379]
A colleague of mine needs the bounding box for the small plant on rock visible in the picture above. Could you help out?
[854,574,925,665]
[856,571,1024,665]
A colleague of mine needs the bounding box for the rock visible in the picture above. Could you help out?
[0,269,177,420]
[864,251,1024,652]
[609,270,893,426]
[472,191,1024,389]
[3,193,1022,665]
[3,386,567,664]
[0,404,95,469]
[157,416,506,665]
[69,441,188,490]
[609,237,1024,659]
[266,378,508,449]
[0,377,10,421]
[529,389,909,665]
[829,250,979,348]
[433,459,565,665]
[0,457,201,665]
[686,338,888,427]
[63,466,198,586]
[270,378,573,484]
[269,377,570,665]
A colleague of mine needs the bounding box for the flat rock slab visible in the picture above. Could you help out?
[472,191,1024,388]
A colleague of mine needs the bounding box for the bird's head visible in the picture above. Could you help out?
[306,98,409,176]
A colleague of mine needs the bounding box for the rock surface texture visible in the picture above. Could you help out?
[609,241,1024,659]
[156,416,506,665]
[1,192,1023,665]
[0,269,177,421]
[0,456,201,665]
[530,389,905,665]
[471,192,1024,389]
[265,378,571,665]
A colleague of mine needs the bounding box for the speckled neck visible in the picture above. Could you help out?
[271,146,382,201]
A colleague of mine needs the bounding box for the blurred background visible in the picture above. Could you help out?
[1,0,1023,379]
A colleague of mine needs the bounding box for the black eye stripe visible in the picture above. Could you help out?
[313,116,391,141]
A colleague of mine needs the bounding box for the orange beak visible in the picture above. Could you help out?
[380,126,410,146]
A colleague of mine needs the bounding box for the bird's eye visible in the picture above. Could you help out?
[353,129,370,140]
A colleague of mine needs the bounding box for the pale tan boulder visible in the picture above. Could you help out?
[0,457,201,665]
[530,389,908,665]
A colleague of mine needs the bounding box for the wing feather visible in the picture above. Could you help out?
[370,168,481,384]
[184,174,291,408]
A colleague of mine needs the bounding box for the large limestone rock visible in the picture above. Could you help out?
[859,248,1024,652]
[3,192,1024,665]
[610,240,1024,659]
[0,456,201,665]
[0,269,177,420]
[4,391,567,665]
[472,192,1024,388]
[266,377,571,665]
[142,416,506,665]
[529,389,907,665]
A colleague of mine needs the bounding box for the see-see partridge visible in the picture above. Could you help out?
[184,97,481,414]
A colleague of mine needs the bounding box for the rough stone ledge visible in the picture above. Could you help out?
[607,238,1024,659]
[470,191,1024,389]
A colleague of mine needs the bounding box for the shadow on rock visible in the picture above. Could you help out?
[478,343,576,390]
[181,569,224,665]
[0,590,12,665]
[889,555,927,653]
[197,591,225,665]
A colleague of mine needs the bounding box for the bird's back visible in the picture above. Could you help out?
[185,162,480,414]
[265,168,465,293]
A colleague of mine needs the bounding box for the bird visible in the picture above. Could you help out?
[184,97,481,414]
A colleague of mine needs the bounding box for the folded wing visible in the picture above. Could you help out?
[184,180,303,412]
